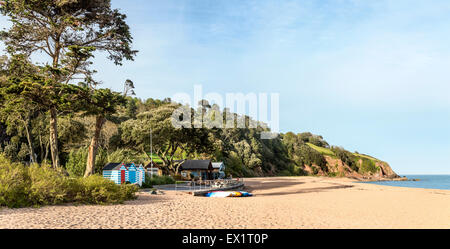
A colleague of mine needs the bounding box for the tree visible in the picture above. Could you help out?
[83,88,126,177]
[0,0,137,167]
[0,54,40,163]
[126,97,137,119]
[3,69,87,166]
[120,104,213,174]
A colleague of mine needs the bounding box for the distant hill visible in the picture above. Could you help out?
[280,132,400,180]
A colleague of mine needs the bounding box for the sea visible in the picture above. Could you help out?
[361,175,450,190]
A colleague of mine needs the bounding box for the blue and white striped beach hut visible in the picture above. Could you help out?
[102,163,145,186]
[136,164,145,185]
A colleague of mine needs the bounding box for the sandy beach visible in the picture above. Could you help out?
[1,176,449,229]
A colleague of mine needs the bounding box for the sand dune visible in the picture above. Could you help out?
[1,177,449,229]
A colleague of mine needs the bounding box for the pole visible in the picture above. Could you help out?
[150,127,153,179]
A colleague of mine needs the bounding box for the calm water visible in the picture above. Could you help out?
[361,175,450,190]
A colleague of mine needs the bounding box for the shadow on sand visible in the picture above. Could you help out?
[254,184,354,196]
[243,178,354,197]
[244,179,305,192]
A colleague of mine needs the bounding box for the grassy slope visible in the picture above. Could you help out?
[148,151,185,164]
[306,143,381,163]
[306,143,335,157]
[352,153,380,162]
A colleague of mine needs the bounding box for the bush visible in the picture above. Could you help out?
[0,157,30,208]
[311,166,319,175]
[0,154,138,208]
[296,144,328,172]
[331,146,359,172]
[142,174,175,188]
[359,158,378,174]
[27,164,71,205]
[66,148,89,177]
[70,175,138,204]
[278,169,293,176]
[66,147,108,177]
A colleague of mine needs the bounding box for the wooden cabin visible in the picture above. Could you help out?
[177,160,214,180]
[144,161,163,177]
[103,162,145,186]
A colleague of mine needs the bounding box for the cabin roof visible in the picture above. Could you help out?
[103,163,123,171]
[103,162,143,171]
[144,161,161,169]
[176,160,212,170]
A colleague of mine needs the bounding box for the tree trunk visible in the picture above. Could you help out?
[23,115,37,164]
[49,107,60,168]
[175,160,185,175]
[44,141,49,163]
[84,115,105,177]
[39,133,44,162]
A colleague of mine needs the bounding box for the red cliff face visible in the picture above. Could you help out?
[301,156,400,180]
[375,161,400,179]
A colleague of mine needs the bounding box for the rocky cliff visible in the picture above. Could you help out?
[302,155,400,180]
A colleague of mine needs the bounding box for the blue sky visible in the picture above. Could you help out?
[1,0,450,174]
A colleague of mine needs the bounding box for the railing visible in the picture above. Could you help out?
[173,178,244,192]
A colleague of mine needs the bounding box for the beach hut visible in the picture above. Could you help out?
[145,161,163,177]
[176,160,214,180]
[137,164,145,185]
[102,162,145,186]
[212,162,226,179]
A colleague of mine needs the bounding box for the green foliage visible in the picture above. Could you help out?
[126,97,138,119]
[27,164,71,205]
[0,154,138,208]
[141,174,175,188]
[306,143,335,157]
[66,147,143,177]
[282,132,387,176]
[66,147,89,177]
[70,175,138,204]
[298,132,329,148]
[282,132,329,175]
[1,0,137,168]
[331,146,359,172]
[0,155,30,208]
[353,152,379,162]
[104,149,146,165]
[278,169,294,176]
[120,104,214,173]
[299,145,328,171]
[0,0,137,66]
[311,166,319,175]
[359,158,378,174]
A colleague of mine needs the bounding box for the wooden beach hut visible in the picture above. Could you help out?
[176,160,214,180]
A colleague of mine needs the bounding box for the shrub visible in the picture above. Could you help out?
[106,149,146,165]
[0,157,30,208]
[311,166,319,175]
[328,172,338,177]
[27,164,70,206]
[65,148,89,177]
[296,144,328,172]
[142,174,175,188]
[278,169,293,176]
[0,154,138,208]
[66,147,108,177]
[359,158,378,174]
[331,146,359,172]
[71,175,138,204]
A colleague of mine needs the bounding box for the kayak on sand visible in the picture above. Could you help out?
[205,191,253,198]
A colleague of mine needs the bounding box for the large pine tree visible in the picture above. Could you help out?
[0,0,137,167]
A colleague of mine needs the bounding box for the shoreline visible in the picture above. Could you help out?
[1,176,449,229]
